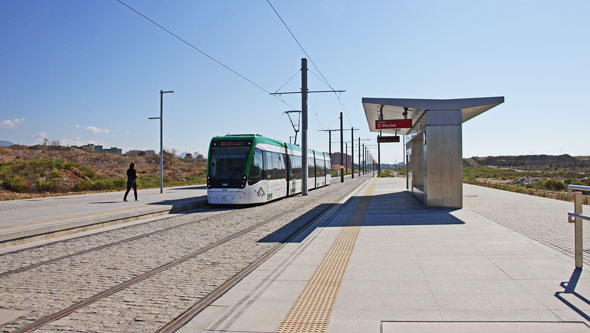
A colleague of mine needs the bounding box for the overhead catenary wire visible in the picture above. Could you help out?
[274,69,301,94]
[116,0,293,108]
[265,0,333,90]
[266,0,356,128]
[309,69,354,127]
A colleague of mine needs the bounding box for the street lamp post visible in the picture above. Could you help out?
[149,90,174,193]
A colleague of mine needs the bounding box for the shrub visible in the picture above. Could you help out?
[3,174,28,192]
[35,178,56,192]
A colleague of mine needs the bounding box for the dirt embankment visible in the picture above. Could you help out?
[0,145,206,200]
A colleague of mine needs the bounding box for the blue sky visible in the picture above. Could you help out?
[1,0,588,164]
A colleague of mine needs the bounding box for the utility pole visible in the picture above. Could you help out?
[301,59,308,195]
[340,112,344,182]
[149,90,174,194]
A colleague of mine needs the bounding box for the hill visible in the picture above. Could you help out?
[464,154,590,170]
[0,145,206,200]
[0,140,14,147]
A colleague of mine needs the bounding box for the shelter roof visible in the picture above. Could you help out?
[362,96,504,134]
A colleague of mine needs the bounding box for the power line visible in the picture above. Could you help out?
[116,0,292,108]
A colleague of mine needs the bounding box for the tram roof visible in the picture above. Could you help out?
[362,96,504,135]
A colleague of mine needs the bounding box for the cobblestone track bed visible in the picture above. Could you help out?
[0,207,230,276]
[0,177,369,332]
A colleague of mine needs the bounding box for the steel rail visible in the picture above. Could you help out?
[157,179,366,332]
[0,206,224,278]
[10,178,362,333]
[0,205,213,257]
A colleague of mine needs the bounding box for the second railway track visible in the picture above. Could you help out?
[1,176,369,333]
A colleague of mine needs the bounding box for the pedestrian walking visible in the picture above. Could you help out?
[123,162,138,201]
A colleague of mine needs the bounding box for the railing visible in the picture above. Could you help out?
[568,185,590,268]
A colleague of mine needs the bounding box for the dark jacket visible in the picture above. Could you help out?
[127,168,137,184]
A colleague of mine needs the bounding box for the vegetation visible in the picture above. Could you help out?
[463,166,590,204]
[377,169,396,178]
[0,145,207,200]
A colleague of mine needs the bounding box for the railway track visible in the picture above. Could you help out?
[1,176,369,332]
[0,206,228,278]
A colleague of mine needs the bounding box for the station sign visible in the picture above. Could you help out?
[375,119,412,130]
[378,135,400,143]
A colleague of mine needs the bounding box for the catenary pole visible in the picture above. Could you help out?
[340,112,344,182]
[351,127,354,179]
[328,131,331,158]
[358,137,361,177]
[345,142,348,173]
[378,133,381,175]
[301,58,308,196]
[160,91,163,193]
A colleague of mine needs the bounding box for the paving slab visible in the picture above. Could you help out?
[0,185,207,245]
[381,321,590,333]
[180,177,590,332]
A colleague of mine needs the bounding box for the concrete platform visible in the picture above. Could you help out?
[0,185,207,246]
[180,177,590,332]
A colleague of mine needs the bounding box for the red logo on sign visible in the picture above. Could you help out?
[375,119,412,129]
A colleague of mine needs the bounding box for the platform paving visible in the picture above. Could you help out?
[180,177,590,332]
[0,185,207,245]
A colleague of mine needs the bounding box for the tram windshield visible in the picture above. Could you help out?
[209,141,251,180]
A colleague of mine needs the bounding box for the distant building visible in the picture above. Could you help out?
[126,149,156,156]
[74,144,122,154]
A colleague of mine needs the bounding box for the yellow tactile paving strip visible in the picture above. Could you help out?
[0,205,151,230]
[277,179,376,333]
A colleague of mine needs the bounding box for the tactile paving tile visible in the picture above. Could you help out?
[277,180,376,333]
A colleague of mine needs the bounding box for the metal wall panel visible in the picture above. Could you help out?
[410,132,425,203]
[424,125,463,208]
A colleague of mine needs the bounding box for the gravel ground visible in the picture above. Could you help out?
[0,176,370,332]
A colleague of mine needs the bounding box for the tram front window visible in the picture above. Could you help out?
[209,147,250,180]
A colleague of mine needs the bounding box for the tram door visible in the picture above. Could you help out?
[264,151,287,200]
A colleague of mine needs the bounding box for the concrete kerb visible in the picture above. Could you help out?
[0,197,208,248]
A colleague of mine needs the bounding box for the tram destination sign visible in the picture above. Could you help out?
[378,135,400,143]
[375,119,412,130]
[214,140,251,148]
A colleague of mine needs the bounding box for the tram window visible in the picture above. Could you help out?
[308,157,315,177]
[316,158,325,176]
[274,152,286,179]
[290,155,302,179]
[249,149,263,182]
[264,151,273,179]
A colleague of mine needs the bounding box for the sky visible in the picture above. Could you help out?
[1,0,588,164]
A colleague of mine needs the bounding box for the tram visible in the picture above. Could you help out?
[206,134,331,204]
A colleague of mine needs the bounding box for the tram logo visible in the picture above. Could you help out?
[256,187,265,197]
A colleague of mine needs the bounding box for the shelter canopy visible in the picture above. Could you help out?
[362,97,505,135]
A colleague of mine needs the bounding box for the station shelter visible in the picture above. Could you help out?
[362,97,504,209]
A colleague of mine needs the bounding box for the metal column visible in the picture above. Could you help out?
[301,58,308,195]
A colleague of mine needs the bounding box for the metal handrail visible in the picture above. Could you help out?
[568,212,590,223]
[569,184,590,193]
[568,185,588,268]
